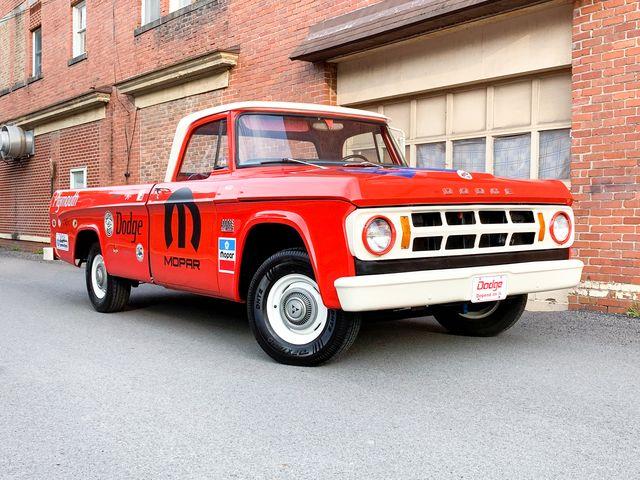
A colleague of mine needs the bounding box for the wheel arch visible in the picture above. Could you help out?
[237,214,317,301]
[74,227,100,267]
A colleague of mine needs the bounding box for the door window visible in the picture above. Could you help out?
[177,119,228,181]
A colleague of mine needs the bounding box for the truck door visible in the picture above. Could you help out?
[146,116,229,294]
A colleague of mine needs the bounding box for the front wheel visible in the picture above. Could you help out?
[247,248,361,366]
[85,243,131,313]
[431,294,527,337]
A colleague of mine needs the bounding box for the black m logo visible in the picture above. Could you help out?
[164,188,201,251]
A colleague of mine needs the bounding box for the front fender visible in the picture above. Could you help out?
[231,201,357,309]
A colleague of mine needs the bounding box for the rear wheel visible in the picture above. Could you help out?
[247,248,360,366]
[85,243,131,313]
[431,294,527,337]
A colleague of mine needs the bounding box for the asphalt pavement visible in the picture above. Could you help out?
[1,250,639,479]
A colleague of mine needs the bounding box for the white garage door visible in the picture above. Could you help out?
[361,71,572,181]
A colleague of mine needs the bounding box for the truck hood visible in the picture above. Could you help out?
[228,166,572,206]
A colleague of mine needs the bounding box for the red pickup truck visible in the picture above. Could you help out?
[50,101,583,365]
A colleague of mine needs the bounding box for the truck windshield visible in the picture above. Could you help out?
[236,113,405,167]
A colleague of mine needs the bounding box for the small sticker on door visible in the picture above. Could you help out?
[218,237,236,274]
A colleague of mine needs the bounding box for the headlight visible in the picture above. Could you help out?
[550,212,571,245]
[362,216,395,255]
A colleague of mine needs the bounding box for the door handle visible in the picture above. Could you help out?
[153,187,171,197]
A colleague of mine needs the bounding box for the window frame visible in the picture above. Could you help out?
[174,114,231,182]
[233,111,404,169]
[72,1,87,58]
[70,167,88,189]
[31,27,42,78]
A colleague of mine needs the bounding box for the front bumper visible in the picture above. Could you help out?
[334,259,584,312]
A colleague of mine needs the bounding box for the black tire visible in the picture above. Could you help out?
[247,248,361,366]
[85,243,131,313]
[431,294,527,337]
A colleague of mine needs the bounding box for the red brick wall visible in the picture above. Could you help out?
[0,121,104,239]
[570,0,640,313]
[139,89,224,183]
[0,135,52,238]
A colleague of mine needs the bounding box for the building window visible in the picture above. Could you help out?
[70,167,87,189]
[72,1,87,58]
[142,0,160,24]
[453,138,486,173]
[416,142,445,169]
[493,134,531,179]
[539,129,571,180]
[32,27,42,77]
[363,72,571,180]
[169,0,192,12]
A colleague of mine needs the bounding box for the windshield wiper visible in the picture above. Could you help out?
[258,158,328,169]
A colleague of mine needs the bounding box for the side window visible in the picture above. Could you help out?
[177,119,228,181]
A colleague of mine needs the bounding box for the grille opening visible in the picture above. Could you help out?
[445,211,475,226]
[412,212,442,227]
[412,236,443,251]
[510,211,535,223]
[479,211,508,224]
[510,232,535,246]
[445,235,476,250]
[479,233,508,248]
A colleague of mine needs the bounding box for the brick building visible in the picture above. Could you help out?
[0,0,638,313]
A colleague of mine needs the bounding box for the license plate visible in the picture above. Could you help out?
[471,275,508,303]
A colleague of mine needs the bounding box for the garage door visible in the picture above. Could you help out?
[360,71,571,181]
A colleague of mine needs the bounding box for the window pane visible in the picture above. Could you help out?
[143,0,160,23]
[170,0,191,12]
[32,28,42,76]
[539,129,571,179]
[416,142,445,169]
[71,170,86,189]
[178,120,228,181]
[453,138,486,172]
[494,133,531,179]
[236,114,392,167]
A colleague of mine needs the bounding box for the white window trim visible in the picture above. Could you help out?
[72,1,86,58]
[70,167,88,189]
[32,28,42,77]
[169,0,191,13]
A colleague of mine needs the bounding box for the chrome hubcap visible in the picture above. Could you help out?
[91,254,107,299]
[266,274,328,345]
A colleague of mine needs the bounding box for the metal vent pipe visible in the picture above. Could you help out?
[0,125,35,160]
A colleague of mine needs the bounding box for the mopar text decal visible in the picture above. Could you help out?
[164,256,200,270]
[55,233,69,251]
[218,238,236,273]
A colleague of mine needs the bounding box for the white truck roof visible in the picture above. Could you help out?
[165,102,388,182]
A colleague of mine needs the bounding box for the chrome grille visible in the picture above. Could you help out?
[409,207,538,254]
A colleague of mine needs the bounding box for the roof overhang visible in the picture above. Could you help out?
[291,0,553,62]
